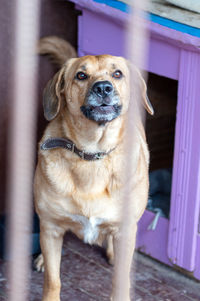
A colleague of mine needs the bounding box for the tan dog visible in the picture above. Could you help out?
[34,36,153,301]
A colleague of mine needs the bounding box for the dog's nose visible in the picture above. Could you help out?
[92,81,113,98]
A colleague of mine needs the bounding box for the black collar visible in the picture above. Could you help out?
[40,137,115,161]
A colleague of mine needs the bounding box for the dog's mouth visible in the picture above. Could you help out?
[80,104,122,124]
[90,103,117,114]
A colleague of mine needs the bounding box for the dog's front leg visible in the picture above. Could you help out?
[111,223,137,301]
[40,225,64,301]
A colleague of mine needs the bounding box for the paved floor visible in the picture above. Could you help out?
[0,233,200,300]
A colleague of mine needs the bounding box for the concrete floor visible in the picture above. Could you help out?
[0,233,200,300]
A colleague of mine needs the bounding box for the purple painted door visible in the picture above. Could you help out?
[70,0,200,279]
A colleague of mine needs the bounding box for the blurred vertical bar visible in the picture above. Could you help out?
[113,0,149,300]
[7,1,40,301]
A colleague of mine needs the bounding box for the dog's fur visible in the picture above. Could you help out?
[34,36,153,301]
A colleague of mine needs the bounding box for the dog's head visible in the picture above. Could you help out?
[43,55,153,124]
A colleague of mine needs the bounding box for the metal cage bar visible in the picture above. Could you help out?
[113,1,149,299]
[6,1,40,301]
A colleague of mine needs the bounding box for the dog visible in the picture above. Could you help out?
[34,36,153,301]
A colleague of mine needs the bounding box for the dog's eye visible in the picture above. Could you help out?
[112,70,123,79]
[76,72,88,80]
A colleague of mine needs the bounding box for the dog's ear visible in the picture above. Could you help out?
[43,67,65,121]
[139,74,154,115]
[127,61,154,115]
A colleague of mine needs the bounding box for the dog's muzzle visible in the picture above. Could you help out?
[80,81,122,124]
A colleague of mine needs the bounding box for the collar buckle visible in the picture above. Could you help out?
[79,150,84,159]
[95,152,104,160]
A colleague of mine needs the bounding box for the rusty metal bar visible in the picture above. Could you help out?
[6,1,40,300]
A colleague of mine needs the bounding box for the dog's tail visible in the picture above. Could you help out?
[38,36,77,67]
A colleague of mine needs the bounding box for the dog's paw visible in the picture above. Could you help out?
[34,253,45,272]
[107,251,114,266]
[110,292,130,301]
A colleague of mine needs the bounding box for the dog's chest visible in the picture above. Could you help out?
[68,213,104,244]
